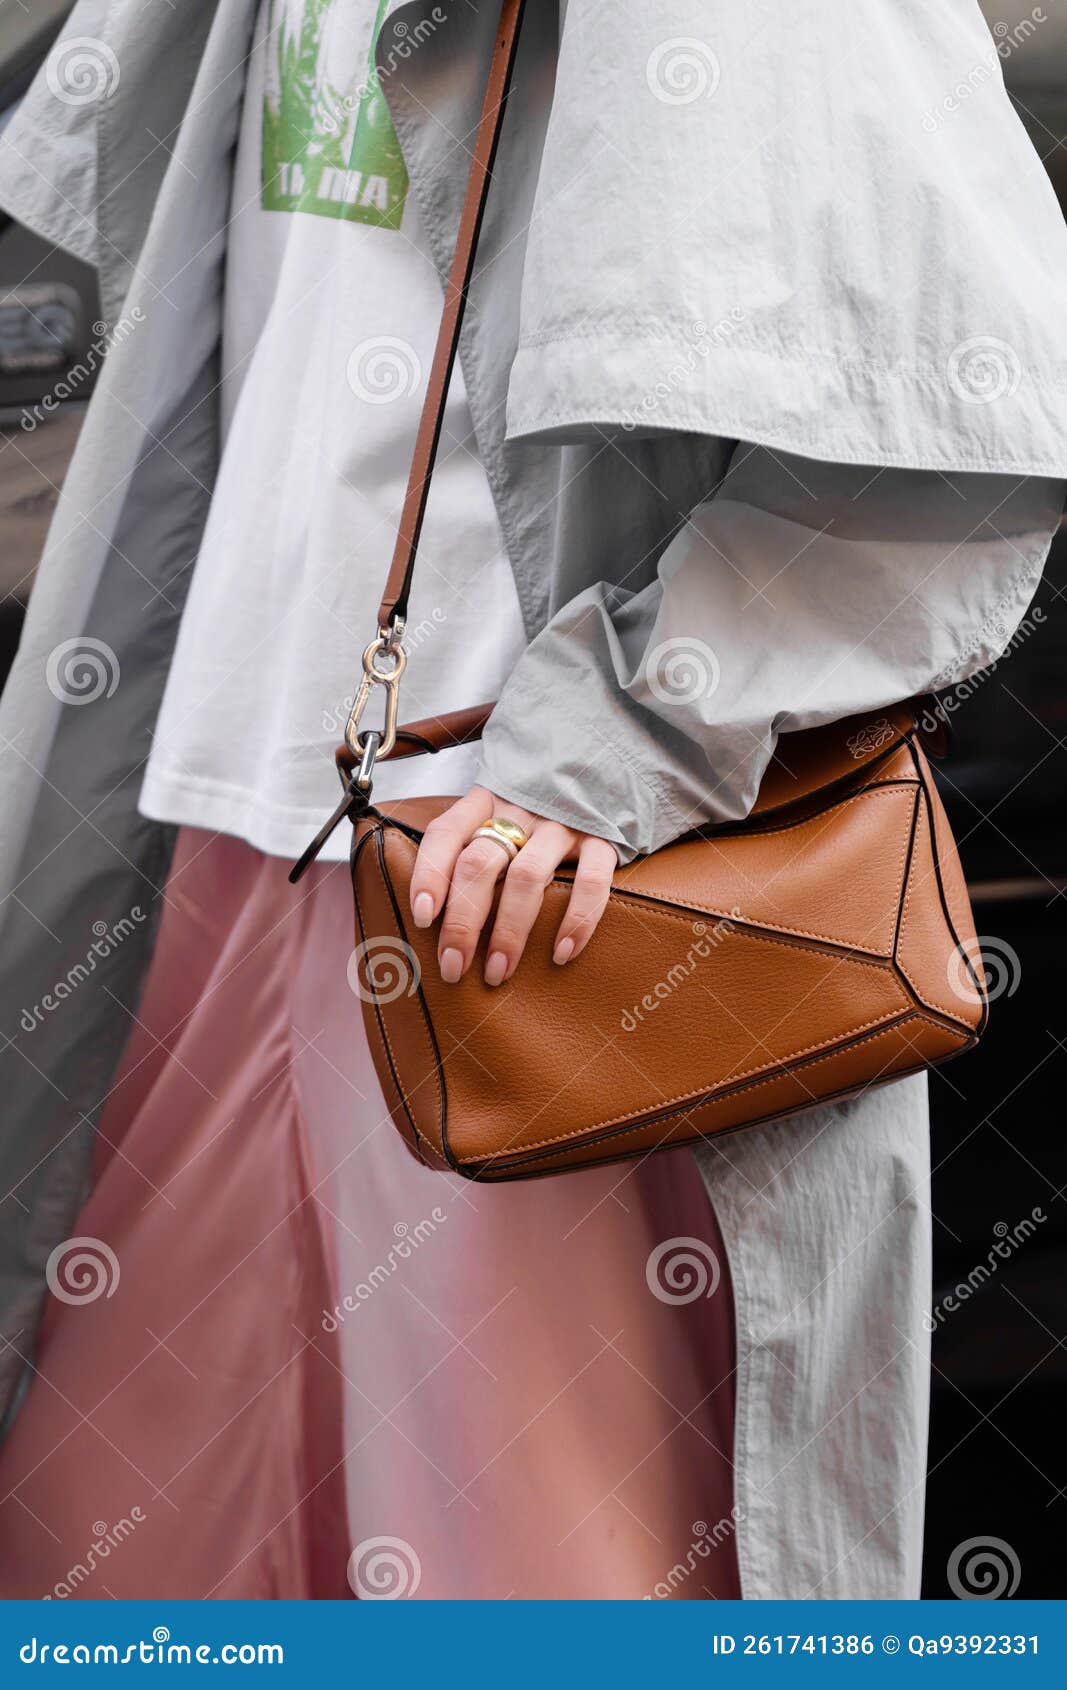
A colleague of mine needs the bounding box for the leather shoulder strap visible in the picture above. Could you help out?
[376,0,527,636]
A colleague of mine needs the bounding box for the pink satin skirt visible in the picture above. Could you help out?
[0,829,739,1599]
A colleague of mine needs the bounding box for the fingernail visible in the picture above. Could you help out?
[412,892,434,928]
[439,947,464,984]
[484,950,508,988]
[553,937,574,966]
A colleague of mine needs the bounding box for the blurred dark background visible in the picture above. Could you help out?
[912,0,1067,1602]
[0,0,1064,1601]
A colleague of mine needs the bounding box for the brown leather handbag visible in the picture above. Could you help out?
[292,0,986,1180]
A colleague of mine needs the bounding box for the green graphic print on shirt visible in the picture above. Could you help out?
[261,0,408,228]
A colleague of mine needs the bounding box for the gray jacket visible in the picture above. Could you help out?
[0,0,1064,1448]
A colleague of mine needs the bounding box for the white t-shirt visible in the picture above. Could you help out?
[139,0,528,860]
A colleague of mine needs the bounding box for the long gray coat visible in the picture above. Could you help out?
[0,0,1064,1597]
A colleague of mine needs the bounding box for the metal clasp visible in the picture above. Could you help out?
[344,626,407,764]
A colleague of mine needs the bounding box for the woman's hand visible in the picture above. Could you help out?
[408,786,618,987]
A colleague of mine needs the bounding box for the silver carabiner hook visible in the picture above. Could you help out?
[344,631,407,762]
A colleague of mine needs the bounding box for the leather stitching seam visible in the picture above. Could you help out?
[365,832,445,1153]
[465,1013,969,1167]
[895,787,978,1033]
[674,776,917,844]
[352,838,429,1158]
[461,933,908,1158]
[597,784,917,955]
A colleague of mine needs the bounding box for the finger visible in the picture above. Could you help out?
[484,822,576,985]
[437,830,522,982]
[553,837,617,964]
[409,787,493,928]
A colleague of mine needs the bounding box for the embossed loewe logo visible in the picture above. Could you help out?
[846,719,897,759]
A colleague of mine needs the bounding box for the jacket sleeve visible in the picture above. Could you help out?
[0,0,114,266]
[473,446,1063,862]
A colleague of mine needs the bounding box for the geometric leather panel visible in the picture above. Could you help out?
[354,731,985,1182]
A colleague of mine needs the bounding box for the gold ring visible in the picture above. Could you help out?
[471,817,529,864]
